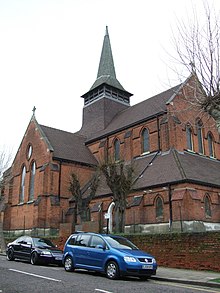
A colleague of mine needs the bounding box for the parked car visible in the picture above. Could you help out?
[6,236,63,266]
[63,232,157,280]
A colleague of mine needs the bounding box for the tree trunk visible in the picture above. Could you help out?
[114,202,125,233]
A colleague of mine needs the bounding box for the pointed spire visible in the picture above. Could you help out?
[97,26,116,79]
[89,26,125,91]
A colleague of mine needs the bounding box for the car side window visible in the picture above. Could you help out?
[75,234,90,247]
[16,236,25,244]
[90,236,105,249]
[68,235,77,245]
[26,237,32,245]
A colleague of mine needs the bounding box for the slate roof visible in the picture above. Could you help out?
[86,84,182,142]
[90,26,125,92]
[133,149,220,190]
[39,125,97,166]
[84,149,220,198]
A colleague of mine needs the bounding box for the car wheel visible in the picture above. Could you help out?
[64,256,74,272]
[106,261,119,280]
[30,252,39,265]
[6,248,15,261]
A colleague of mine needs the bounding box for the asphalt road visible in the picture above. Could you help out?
[0,255,219,293]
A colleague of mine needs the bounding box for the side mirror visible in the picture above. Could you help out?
[96,244,105,250]
[96,244,106,250]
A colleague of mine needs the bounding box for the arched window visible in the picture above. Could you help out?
[186,124,193,151]
[20,165,26,203]
[196,119,203,154]
[156,196,163,218]
[141,128,150,153]
[204,194,212,217]
[86,208,91,221]
[114,139,120,161]
[26,144,33,160]
[207,132,214,157]
[29,161,36,201]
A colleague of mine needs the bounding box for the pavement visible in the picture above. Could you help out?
[151,266,220,289]
[1,251,220,289]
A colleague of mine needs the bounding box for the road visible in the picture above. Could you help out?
[0,255,219,293]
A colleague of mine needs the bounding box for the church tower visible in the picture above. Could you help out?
[79,26,132,137]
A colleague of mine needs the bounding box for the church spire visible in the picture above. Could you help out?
[96,26,116,79]
[89,26,125,91]
[79,27,132,137]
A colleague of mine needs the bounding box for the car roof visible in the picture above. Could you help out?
[70,232,125,239]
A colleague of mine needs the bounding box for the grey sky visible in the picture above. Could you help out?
[0,0,219,157]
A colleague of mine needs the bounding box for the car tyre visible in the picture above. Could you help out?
[30,252,39,265]
[64,256,74,272]
[106,261,119,280]
[6,248,15,261]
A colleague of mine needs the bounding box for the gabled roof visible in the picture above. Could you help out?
[86,83,182,142]
[39,125,97,166]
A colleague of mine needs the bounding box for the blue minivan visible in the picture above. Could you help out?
[63,232,157,280]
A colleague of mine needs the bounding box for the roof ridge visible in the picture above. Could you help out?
[39,124,87,139]
[172,148,187,180]
[110,83,182,121]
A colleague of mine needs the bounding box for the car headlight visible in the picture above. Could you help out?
[124,256,137,263]
[40,251,52,256]
[152,258,156,264]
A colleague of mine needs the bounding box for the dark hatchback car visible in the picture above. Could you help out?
[6,236,63,266]
[63,232,157,280]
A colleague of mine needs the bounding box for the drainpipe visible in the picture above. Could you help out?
[168,184,173,232]
[106,136,110,164]
[157,115,161,151]
[58,161,62,201]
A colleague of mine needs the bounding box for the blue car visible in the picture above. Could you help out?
[63,232,157,280]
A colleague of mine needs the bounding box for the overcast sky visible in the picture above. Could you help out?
[1,0,219,159]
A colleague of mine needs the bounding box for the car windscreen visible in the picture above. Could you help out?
[33,238,56,248]
[104,236,138,250]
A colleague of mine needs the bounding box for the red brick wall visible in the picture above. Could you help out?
[127,231,220,272]
[167,79,220,158]
[48,231,220,272]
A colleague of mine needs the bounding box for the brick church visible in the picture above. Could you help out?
[1,27,220,237]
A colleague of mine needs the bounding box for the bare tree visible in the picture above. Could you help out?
[100,161,134,233]
[69,172,100,223]
[0,146,12,191]
[172,2,220,132]
[0,147,12,253]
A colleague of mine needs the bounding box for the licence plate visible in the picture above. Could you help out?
[55,257,62,260]
[142,265,153,269]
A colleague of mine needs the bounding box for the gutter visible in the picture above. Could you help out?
[133,177,220,192]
